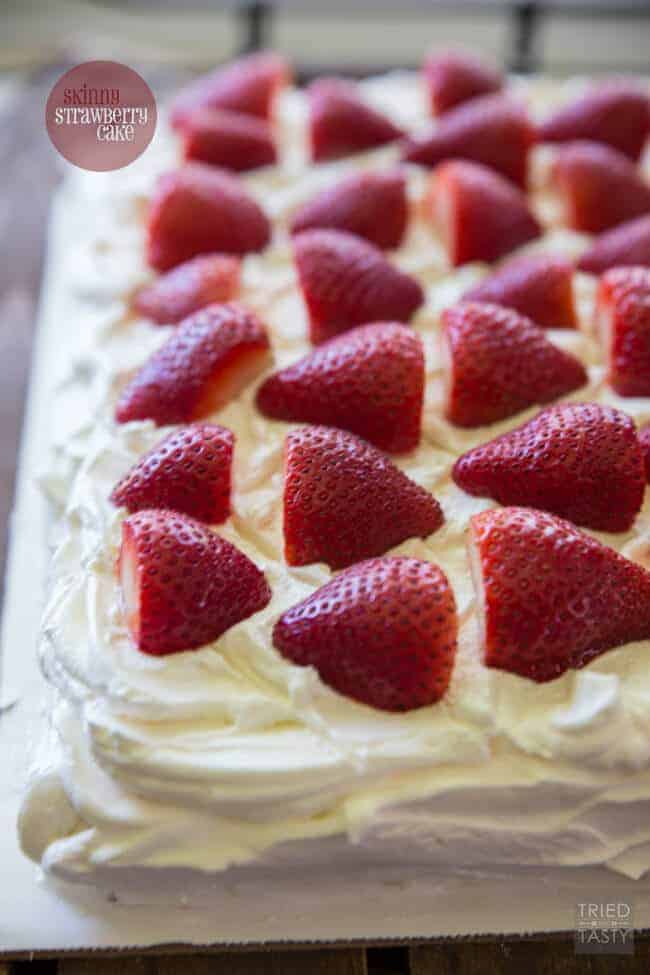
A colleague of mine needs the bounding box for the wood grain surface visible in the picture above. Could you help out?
[1,67,647,975]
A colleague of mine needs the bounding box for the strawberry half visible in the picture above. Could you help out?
[464,254,577,329]
[423,49,503,116]
[554,141,650,235]
[273,556,457,712]
[639,424,650,482]
[290,170,408,250]
[454,403,644,532]
[115,302,271,426]
[133,254,240,325]
[308,78,404,162]
[578,214,650,275]
[146,163,271,272]
[537,82,649,161]
[401,94,534,188]
[596,266,650,397]
[469,506,650,683]
[425,160,541,267]
[182,108,277,172]
[110,423,234,524]
[293,229,424,345]
[283,426,443,569]
[442,302,587,427]
[256,322,424,453]
[169,51,290,129]
[118,509,271,656]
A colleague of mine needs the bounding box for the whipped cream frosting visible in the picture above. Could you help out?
[19,71,650,883]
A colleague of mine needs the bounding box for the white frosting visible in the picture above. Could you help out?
[20,72,650,882]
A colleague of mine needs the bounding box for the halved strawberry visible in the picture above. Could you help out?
[639,424,650,481]
[578,214,650,275]
[425,160,541,267]
[454,403,644,532]
[308,78,404,162]
[463,254,577,329]
[469,506,650,683]
[133,254,241,325]
[115,302,271,425]
[423,49,503,116]
[442,302,587,427]
[118,509,271,655]
[256,322,424,453]
[401,95,534,188]
[293,229,424,345]
[290,170,408,250]
[273,556,457,712]
[283,426,443,569]
[537,82,649,161]
[182,108,277,172]
[146,163,270,272]
[554,141,650,235]
[110,423,234,524]
[596,266,650,397]
[170,51,290,129]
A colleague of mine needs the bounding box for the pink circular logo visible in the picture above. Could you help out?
[46,61,157,172]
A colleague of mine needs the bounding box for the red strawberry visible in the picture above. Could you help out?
[639,424,650,481]
[283,426,443,569]
[401,95,534,188]
[256,322,424,453]
[118,510,271,656]
[554,141,650,235]
[182,108,277,172]
[308,78,404,162]
[110,423,234,524]
[425,160,541,267]
[442,302,587,427]
[538,82,649,161]
[170,51,290,129]
[293,229,424,345]
[115,303,271,426]
[453,403,644,532]
[464,254,577,329]
[146,163,270,272]
[578,214,650,275]
[469,506,650,683]
[423,49,503,116]
[133,254,240,325]
[290,170,408,250]
[596,266,650,397]
[273,556,457,712]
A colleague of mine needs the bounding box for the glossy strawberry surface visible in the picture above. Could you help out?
[470,506,650,682]
[293,229,424,344]
[146,164,270,271]
[283,426,443,569]
[463,254,577,329]
[111,423,234,524]
[442,302,587,427]
[119,510,271,655]
[116,303,270,425]
[290,170,408,250]
[454,403,645,532]
[274,556,457,711]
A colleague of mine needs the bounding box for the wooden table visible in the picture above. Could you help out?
[1,67,649,975]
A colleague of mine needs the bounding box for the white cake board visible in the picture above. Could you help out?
[2,184,650,958]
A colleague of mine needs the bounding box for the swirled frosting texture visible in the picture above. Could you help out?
[19,72,650,881]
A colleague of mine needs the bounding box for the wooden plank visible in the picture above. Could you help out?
[157,949,367,975]
[58,960,156,975]
[410,938,650,974]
